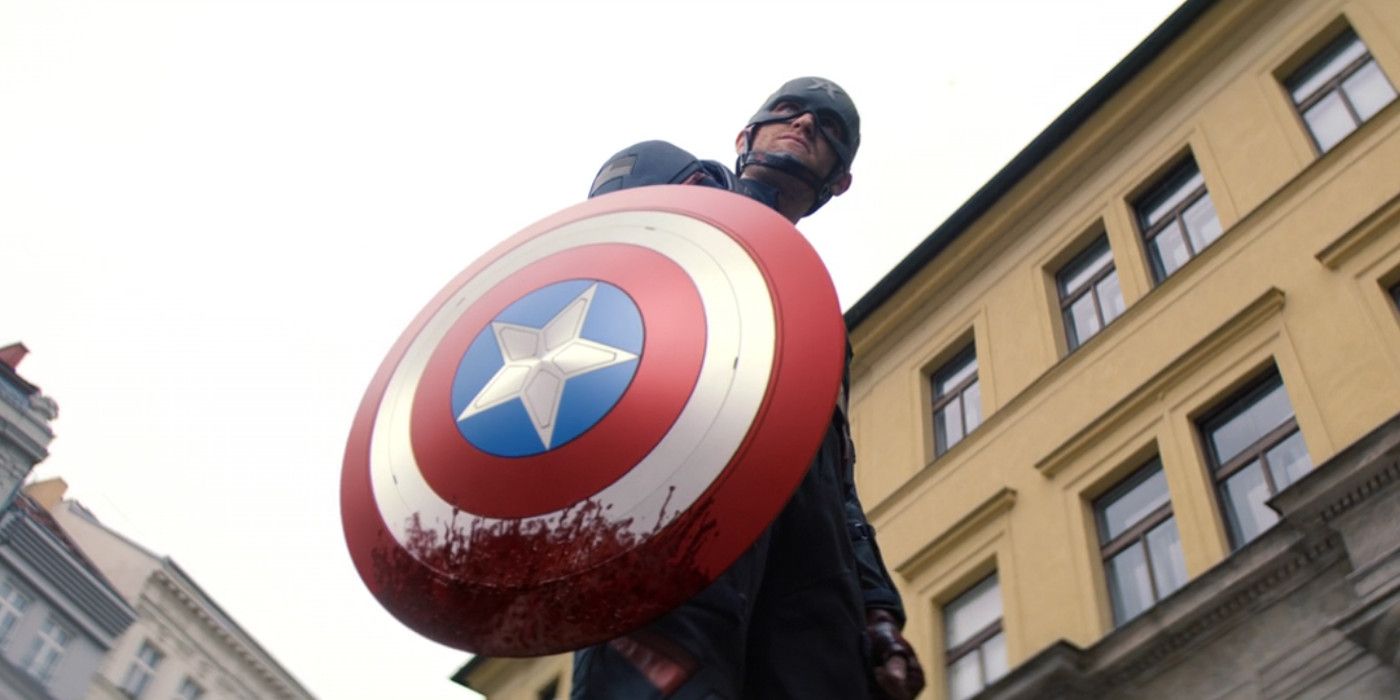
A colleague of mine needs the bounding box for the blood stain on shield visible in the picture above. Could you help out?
[368,489,719,655]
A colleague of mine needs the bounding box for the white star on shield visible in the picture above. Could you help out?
[457,283,638,449]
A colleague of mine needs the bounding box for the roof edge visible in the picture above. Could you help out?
[845,0,1218,331]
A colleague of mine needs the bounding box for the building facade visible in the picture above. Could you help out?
[456,0,1400,697]
[0,344,60,512]
[0,343,139,700]
[846,0,1400,697]
[26,481,315,700]
[0,495,137,700]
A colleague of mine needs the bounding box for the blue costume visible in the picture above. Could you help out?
[572,80,911,699]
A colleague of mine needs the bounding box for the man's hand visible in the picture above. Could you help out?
[866,608,926,699]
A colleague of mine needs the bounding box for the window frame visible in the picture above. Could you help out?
[942,573,1006,700]
[175,678,205,700]
[931,345,981,457]
[21,615,72,684]
[1198,371,1308,548]
[0,578,31,643]
[1134,158,1219,283]
[119,640,164,699]
[1056,235,1125,350]
[1093,459,1187,626]
[1286,28,1397,153]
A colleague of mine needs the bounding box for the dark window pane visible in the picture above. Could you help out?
[936,352,978,396]
[1099,465,1171,541]
[1145,518,1188,599]
[1290,33,1368,102]
[1182,193,1222,252]
[934,347,980,455]
[1107,543,1153,624]
[1059,240,1113,295]
[1096,270,1126,324]
[1265,430,1311,490]
[1151,222,1191,279]
[1222,461,1280,545]
[1142,170,1205,228]
[1343,59,1398,121]
[1207,379,1293,465]
[1304,91,1359,152]
[963,381,982,434]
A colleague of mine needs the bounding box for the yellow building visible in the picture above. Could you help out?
[457,0,1400,696]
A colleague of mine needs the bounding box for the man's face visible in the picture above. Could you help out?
[736,101,853,197]
[748,101,842,171]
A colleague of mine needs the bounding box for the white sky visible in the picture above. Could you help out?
[2,1,1185,698]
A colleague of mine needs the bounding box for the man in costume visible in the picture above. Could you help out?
[573,77,925,700]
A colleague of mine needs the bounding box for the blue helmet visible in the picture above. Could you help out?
[736,77,861,214]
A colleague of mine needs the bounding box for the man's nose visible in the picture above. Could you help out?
[789,111,817,134]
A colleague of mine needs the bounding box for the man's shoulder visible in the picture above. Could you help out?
[589,140,735,198]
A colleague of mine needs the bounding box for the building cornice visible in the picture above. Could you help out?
[895,487,1016,577]
[978,413,1400,698]
[1035,287,1285,478]
[1315,188,1400,269]
[147,566,314,699]
[0,401,52,462]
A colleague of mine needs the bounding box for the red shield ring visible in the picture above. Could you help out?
[341,185,845,655]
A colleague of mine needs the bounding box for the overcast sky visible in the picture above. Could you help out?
[3,1,1185,698]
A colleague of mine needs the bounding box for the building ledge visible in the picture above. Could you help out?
[977,412,1400,698]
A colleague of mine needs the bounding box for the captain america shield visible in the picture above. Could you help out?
[341,185,845,656]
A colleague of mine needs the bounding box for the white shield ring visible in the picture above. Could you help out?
[341,186,845,655]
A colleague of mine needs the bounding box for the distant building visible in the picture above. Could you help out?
[454,0,1400,697]
[0,343,137,700]
[0,495,136,700]
[26,480,315,700]
[0,343,60,511]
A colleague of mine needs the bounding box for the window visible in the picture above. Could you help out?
[1287,29,1397,153]
[1135,158,1222,282]
[0,578,30,643]
[21,616,71,684]
[1058,236,1127,350]
[175,678,205,700]
[1095,459,1189,626]
[1390,281,1400,309]
[119,641,164,698]
[932,346,982,456]
[1199,371,1312,548]
[944,574,1007,700]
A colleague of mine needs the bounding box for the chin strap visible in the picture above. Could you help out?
[735,125,840,216]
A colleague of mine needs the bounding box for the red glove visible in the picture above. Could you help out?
[866,608,925,700]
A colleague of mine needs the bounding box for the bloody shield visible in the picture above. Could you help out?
[340,185,845,656]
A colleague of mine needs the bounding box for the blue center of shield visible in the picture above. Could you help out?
[451,280,643,457]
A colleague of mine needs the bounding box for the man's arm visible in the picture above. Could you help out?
[841,441,905,619]
[837,357,925,699]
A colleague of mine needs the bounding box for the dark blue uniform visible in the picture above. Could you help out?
[572,141,903,700]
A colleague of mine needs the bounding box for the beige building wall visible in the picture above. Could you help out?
[454,655,571,700]
[849,0,1400,696]
[458,0,1400,696]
